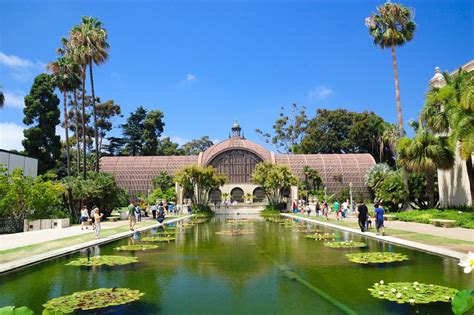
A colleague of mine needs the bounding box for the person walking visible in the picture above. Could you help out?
[80,206,89,230]
[315,201,321,217]
[305,203,312,217]
[151,203,158,219]
[357,201,369,232]
[93,207,104,239]
[342,199,349,218]
[292,200,298,213]
[187,201,193,215]
[90,206,96,230]
[333,200,341,220]
[322,200,329,220]
[128,201,137,231]
[135,204,142,222]
[374,203,385,235]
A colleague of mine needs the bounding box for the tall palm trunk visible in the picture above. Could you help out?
[466,157,474,209]
[426,171,435,208]
[74,90,81,176]
[391,42,410,210]
[89,61,100,173]
[63,90,71,176]
[81,64,87,179]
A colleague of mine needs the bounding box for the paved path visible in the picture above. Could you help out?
[0,217,155,251]
[302,212,473,242]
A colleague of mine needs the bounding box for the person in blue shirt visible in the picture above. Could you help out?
[374,203,385,235]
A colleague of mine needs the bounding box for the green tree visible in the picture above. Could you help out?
[175,165,226,205]
[95,99,122,153]
[301,166,323,192]
[256,103,308,153]
[148,188,176,205]
[23,74,61,174]
[70,16,110,173]
[365,2,416,136]
[397,129,455,208]
[152,172,175,191]
[103,136,126,156]
[156,137,183,156]
[365,163,391,193]
[422,69,474,207]
[376,170,408,212]
[47,56,82,176]
[122,106,147,156]
[252,162,297,205]
[182,136,214,155]
[142,110,165,155]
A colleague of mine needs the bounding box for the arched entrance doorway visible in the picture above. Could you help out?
[253,187,265,203]
[208,189,222,203]
[230,187,244,203]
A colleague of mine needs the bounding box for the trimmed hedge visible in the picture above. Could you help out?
[395,209,474,229]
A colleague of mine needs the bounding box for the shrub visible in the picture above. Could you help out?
[395,209,474,229]
[193,204,214,217]
[147,187,176,205]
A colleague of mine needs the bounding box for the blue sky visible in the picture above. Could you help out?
[1,0,473,151]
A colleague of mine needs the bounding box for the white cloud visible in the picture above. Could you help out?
[0,52,44,69]
[0,122,25,151]
[186,73,197,81]
[169,136,188,146]
[3,91,25,109]
[309,85,333,100]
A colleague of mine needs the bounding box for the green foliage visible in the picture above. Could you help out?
[152,172,175,191]
[193,204,214,217]
[142,110,165,155]
[156,137,183,156]
[0,169,66,233]
[324,241,367,248]
[299,109,392,163]
[365,163,391,193]
[255,103,308,153]
[121,106,147,156]
[368,281,457,305]
[252,162,297,205]
[182,136,214,155]
[142,236,176,242]
[66,255,138,267]
[346,252,409,264]
[23,73,61,174]
[395,209,474,229]
[175,165,226,205]
[260,206,282,217]
[114,244,159,251]
[147,188,176,205]
[0,306,34,315]
[62,172,128,219]
[376,171,408,211]
[451,289,474,315]
[42,288,144,313]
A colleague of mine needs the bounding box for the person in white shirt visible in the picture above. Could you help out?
[342,199,349,218]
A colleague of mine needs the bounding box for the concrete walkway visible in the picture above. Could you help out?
[284,213,471,260]
[0,219,137,251]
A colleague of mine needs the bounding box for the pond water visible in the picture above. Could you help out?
[0,216,472,314]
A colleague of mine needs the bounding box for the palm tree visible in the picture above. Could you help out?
[423,69,474,206]
[47,56,81,176]
[365,2,416,136]
[397,129,454,208]
[70,17,110,173]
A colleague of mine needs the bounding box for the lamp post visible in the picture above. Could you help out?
[349,182,353,212]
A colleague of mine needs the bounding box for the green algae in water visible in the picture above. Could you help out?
[142,236,176,242]
[114,244,159,251]
[42,288,144,313]
[368,281,458,304]
[324,241,366,248]
[66,255,138,267]
[346,252,409,264]
[305,233,337,240]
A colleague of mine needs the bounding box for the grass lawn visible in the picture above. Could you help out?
[0,216,184,265]
[394,209,474,229]
[290,213,474,254]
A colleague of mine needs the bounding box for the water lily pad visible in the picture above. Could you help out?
[305,233,337,240]
[324,241,367,248]
[66,255,138,267]
[0,306,34,315]
[43,288,144,313]
[346,252,409,264]
[142,236,176,242]
[368,281,458,305]
[114,244,159,251]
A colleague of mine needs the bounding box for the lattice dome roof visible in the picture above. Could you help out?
[201,137,272,166]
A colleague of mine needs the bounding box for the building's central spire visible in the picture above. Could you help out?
[230,120,242,138]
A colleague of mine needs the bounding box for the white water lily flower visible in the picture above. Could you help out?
[413,281,419,286]
[409,299,415,304]
[458,252,474,273]
[429,284,434,287]
[379,291,384,295]
[445,296,451,300]
[403,287,408,290]
[415,287,420,291]
[374,283,379,287]
[391,288,397,293]
[379,280,384,285]
[396,293,402,298]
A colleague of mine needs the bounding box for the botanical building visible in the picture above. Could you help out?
[101,123,375,203]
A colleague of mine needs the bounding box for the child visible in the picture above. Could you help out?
[374,203,385,235]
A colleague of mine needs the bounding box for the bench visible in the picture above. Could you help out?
[107,215,121,222]
[429,219,456,228]
[383,215,397,221]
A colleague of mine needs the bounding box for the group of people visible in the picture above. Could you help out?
[128,199,176,231]
[292,199,353,220]
[356,201,385,235]
[79,205,104,239]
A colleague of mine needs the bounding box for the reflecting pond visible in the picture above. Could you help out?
[0,216,472,314]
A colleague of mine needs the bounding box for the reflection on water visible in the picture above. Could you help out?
[0,215,472,314]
